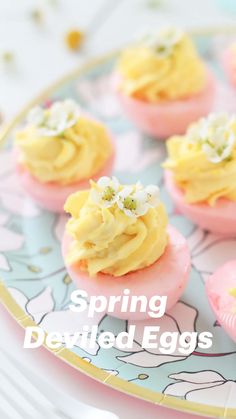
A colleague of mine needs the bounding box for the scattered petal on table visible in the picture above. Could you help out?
[65,29,84,51]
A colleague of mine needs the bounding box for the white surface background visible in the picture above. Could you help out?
[0,1,236,418]
[1,0,236,120]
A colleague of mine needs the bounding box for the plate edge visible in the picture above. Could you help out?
[1,32,236,417]
[0,281,235,419]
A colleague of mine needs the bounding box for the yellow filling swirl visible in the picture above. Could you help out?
[64,181,168,277]
[16,116,112,185]
[163,115,236,205]
[117,32,206,102]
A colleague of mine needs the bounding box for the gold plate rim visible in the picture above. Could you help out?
[1,282,235,419]
[1,29,236,418]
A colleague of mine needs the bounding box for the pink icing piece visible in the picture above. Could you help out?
[206,260,236,343]
[14,145,115,213]
[222,47,236,88]
[165,171,236,235]
[62,225,191,321]
[114,69,216,139]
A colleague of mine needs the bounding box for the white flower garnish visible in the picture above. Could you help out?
[27,99,81,137]
[117,184,149,217]
[145,184,160,207]
[188,113,236,164]
[90,176,120,208]
[139,26,183,58]
[90,177,160,217]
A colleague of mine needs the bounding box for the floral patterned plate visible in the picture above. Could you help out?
[1,31,236,419]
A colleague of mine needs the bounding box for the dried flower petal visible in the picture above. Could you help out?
[30,9,44,24]
[65,30,84,51]
[2,51,14,63]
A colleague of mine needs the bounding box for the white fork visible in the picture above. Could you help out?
[0,347,119,419]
